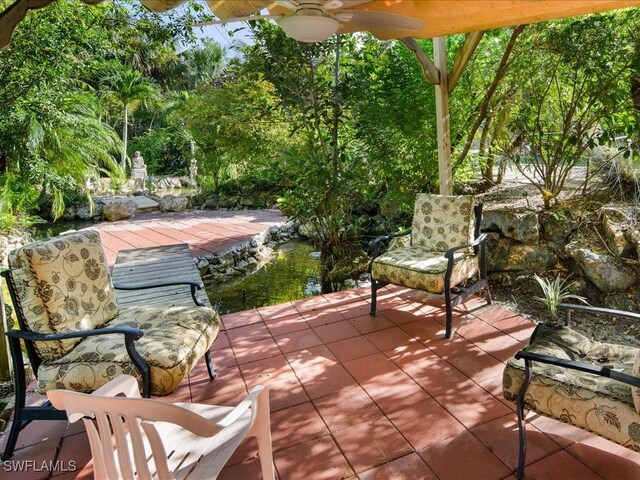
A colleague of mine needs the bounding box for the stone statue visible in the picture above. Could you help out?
[189,158,198,179]
[131,151,147,191]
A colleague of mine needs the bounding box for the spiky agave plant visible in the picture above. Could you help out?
[533,274,589,319]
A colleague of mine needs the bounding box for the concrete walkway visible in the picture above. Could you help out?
[89,209,285,265]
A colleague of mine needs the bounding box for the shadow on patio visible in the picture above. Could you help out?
[2,286,640,479]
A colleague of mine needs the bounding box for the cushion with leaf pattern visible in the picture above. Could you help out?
[411,194,475,252]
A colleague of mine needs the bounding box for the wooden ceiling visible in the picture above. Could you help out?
[140,0,640,39]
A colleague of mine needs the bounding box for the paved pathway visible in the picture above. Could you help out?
[88,209,285,265]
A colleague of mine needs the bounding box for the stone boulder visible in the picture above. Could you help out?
[159,195,189,213]
[103,199,137,221]
[487,234,557,272]
[566,239,637,293]
[540,211,579,245]
[482,208,539,244]
[601,207,632,256]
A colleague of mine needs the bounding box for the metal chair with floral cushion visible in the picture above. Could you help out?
[369,193,491,338]
[0,230,221,460]
[503,304,640,480]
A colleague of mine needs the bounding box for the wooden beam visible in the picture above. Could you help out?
[433,36,453,195]
[448,31,485,94]
[399,37,440,85]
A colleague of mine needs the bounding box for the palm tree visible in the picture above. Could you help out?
[102,67,157,170]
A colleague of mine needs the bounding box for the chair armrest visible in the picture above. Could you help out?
[6,326,143,342]
[368,229,412,259]
[114,281,205,307]
[444,233,488,259]
[515,350,640,388]
[558,303,640,325]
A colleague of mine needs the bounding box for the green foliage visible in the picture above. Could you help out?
[533,274,589,319]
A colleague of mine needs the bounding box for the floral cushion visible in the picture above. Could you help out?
[503,323,640,451]
[411,194,475,252]
[633,351,640,414]
[7,267,64,361]
[36,305,221,396]
[372,246,478,294]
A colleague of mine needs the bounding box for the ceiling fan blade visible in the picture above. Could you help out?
[193,14,282,27]
[274,0,299,10]
[324,0,373,9]
[340,10,425,30]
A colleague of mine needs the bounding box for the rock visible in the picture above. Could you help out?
[203,196,218,210]
[159,195,189,213]
[298,222,325,241]
[601,208,632,256]
[627,229,640,260]
[540,211,579,245]
[310,251,321,260]
[103,199,137,221]
[344,279,357,288]
[61,206,77,220]
[487,235,558,271]
[566,240,637,293]
[482,208,539,244]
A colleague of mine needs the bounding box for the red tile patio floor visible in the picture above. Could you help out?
[91,209,285,266]
[3,287,640,479]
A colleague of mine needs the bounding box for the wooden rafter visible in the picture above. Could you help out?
[448,31,485,94]
[399,37,440,85]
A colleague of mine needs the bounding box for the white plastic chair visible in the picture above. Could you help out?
[47,375,274,480]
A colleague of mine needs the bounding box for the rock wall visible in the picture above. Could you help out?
[483,204,640,305]
[196,221,298,284]
[0,231,32,268]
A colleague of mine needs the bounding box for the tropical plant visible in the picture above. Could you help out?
[101,65,158,170]
[533,274,589,318]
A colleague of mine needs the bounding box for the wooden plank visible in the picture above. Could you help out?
[399,37,440,85]
[112,244,211,309]
[448,31,485,94]
[433,36,453,195]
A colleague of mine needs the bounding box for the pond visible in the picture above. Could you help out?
[207,241,322,315]
[31,220,98,239]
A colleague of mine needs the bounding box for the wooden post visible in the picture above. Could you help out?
[433,36,452,195]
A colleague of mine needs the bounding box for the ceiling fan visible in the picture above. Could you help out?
[194,0,425,44]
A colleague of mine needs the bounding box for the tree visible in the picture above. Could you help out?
[102,66,158,170]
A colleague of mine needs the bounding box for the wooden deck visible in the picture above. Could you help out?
[111,244,211,308]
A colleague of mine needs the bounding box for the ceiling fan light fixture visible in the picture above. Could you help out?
[278,15,339,43]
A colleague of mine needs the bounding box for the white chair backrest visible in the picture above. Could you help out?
[48,375,271,480]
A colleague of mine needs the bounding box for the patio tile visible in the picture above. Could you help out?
[0,418,67,452]
[212,331,231,350]
[387,398,466,451]
[54,431,93,477]
[470,415,562,470]
[357,453,438,480]
[333,415,413,473]
[232,337,281,364]
[404,357,474,398]
[292,296,332,313]
[239,354,297,387]
[566,435,640,480]
[385,342,440,373]
[313,386,382,433]
[297,364,358,400]
[374,295,412,312]
[312,320,361,343]
[400,318,448,345]
[285,345,338,373]
[257,301,297,320]
[302,307,347,328]
[435,382,513,428]
[221,308,263,329]
[445,344,508,383]
[380,309,426,326]
[227,321,272,346]
[474,304,520,325]
[527,412,593,448]
[2,432,64,480]
[190,364,247,403]
[343,353,401,382]
[475,336,527,364]
[271,402,330,451]
[527,450,603,480]
[210,346,238,368]
[268,376,310,412]
[274,435,353,480]
[418,430,510,480]
[491,315,536,343]
[219,455,280,480]
[264,313,308,336]
[349,314,395,335]
[274,327,324,354]
[364,327,415,351]
[326,336,379,363]
[334,300,373,318]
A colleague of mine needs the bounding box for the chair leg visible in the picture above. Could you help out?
[204,349,216,380]
[2,335,28,460]
[516,395,527,480]
[256,388,275,480]
[370,279,378,317]
[444,279,453,339]
[485,282,493,305]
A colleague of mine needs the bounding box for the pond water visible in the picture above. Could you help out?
[31,220,98,239]
[207,241,322,315]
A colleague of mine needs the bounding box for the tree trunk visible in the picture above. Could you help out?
[479,115,493,183]
[121,103,128,171]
